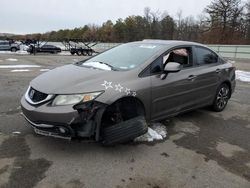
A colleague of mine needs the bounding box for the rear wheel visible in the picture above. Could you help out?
[212,83,230,112]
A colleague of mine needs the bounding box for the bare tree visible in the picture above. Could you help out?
[205,0,244,43]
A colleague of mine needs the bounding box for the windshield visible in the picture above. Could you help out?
[80,43,165,70]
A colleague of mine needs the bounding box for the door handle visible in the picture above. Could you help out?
[187,75,197,80]
[216,69,221,73]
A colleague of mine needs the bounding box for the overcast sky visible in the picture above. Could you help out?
[0,0,211,34]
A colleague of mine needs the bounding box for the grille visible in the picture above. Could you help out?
[28,87,48,102]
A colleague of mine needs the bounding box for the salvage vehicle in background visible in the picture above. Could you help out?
[27,44,62,54]
[0,40,20,52]
[21,40,236,144]
[62,39,97,56]
[70,47,94,56]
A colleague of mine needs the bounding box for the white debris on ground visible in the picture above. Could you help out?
[59,51,71,56]
[0,65,41,68]
[11,69,30,72]
[6,58,18,61]
[236,70,250,82]
[12,131,21,135]
[0,50,29,55]
[134,122,167,142]
[16,50,29,55]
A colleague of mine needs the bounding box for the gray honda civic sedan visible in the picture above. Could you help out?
[21,40,236,144]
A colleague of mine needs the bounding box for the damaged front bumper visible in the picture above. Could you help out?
[21,96,148,144]
[21,96,107,140]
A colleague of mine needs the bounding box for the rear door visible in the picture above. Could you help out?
[179,46,222,111]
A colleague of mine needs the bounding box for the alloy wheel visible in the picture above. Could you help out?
[216,86,229,110]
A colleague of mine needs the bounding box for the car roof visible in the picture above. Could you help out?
[141,39,205,47]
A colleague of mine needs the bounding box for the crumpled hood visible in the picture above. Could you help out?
[31,64,123,94]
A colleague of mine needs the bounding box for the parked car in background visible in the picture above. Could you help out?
[27,44,62,54]
[21,40,236,144]
[0,40,20,52]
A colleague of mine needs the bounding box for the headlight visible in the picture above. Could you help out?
[51,92,103,106]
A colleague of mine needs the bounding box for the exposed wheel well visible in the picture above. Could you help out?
[101,97,145,128]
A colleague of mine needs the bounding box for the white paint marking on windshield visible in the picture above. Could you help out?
[119,66,128,69]
[139,45,156,49]
[84,61,112,71]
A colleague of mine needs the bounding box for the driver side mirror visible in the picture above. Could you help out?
[164,62,181,72]
[161,62,181,80]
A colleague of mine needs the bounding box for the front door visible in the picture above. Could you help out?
[150,46,198,120]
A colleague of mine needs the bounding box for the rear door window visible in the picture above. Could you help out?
[195,47,218,65]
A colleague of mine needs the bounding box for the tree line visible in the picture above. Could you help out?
[14,0,250,44]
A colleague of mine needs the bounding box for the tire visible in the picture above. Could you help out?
[87,50,93,56]
[11,47,17,52]
[81,50,87,56]
[102,116,147,145]
[101,98,146,145]
[70,51,75,55]
[76,51,82,56]
[212,83,230,112]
